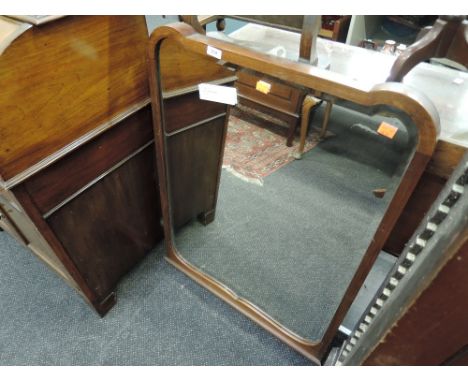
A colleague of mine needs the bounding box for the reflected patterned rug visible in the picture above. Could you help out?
[223,106,324,185]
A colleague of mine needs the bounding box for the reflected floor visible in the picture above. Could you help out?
[174,105,411,342]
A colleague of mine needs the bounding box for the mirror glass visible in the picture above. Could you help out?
[164,82,416,342]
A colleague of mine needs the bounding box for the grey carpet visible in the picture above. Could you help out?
[174,104,412,342]
[0,232,312,365]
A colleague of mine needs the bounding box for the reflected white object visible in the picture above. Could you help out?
[396,44,407,55]
[198,83,238,106]
[267,46,287,58]
[382,40,396,55]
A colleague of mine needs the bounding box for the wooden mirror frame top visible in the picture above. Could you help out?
[147,22,440,364]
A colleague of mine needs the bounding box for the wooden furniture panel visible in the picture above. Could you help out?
[167,115,228,229]
[23,106,153,216]
[0,16,149,181]
[0,204,28,245]
[159,37,232,92]
[47,147,163,301]
[164,91,227,135]
[236,71,303,116]
[0,16,163,316]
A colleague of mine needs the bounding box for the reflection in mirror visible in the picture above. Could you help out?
[163,66,417,342]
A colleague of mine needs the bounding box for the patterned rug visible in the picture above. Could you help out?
[223,106,323,185]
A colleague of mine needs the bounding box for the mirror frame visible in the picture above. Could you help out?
[147,22,440,364]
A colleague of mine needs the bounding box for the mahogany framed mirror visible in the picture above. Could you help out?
[147,22,439,364]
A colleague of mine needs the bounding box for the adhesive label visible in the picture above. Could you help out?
[256,80,272,94]
[206,45,222,60]
[377,122,398,139]
[199,83,237,105]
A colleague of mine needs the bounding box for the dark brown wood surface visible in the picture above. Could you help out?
[236,70,303,116]
[167,116,228,229]
[47,147,163,302]
[164,91,227,135]
[23,106,153,215]
[443,346,468,365]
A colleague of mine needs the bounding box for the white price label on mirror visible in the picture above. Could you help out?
[207,45,222,60]
[198,83,237,105]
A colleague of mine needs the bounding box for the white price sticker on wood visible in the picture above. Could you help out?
[198,83,237,105]
[206,45,222,59]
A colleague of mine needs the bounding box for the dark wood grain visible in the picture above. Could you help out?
[167,116,228,229]
[23,106,153,215]
[46,147,163,302]
[12,183,105,313]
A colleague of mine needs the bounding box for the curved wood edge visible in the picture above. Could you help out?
[174,23,439,154]
[147,22,441,363]
[388,18,447,82]
[166,253,322,364]
[388,17,468,82]
[0,98,151,190]
[295,95,320,159]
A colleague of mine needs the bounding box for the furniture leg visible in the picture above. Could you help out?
[94,291,117,317]
[198,209,216,226]
[319,100,334,139]
[286,119,299,147]
[294,95,319,159]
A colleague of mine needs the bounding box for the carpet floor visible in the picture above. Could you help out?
[0,231,312,365]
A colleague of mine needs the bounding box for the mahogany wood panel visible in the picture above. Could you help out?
[426,140,467,180]
[159,36,232,92]
[12,183,106,313]
[46,147,163,301]
[23,106,153,215]
[364,238,468,365]
[0,16,149,180]
[443,346,468,366]
[164,91,227,134]
[167,116,228,229]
